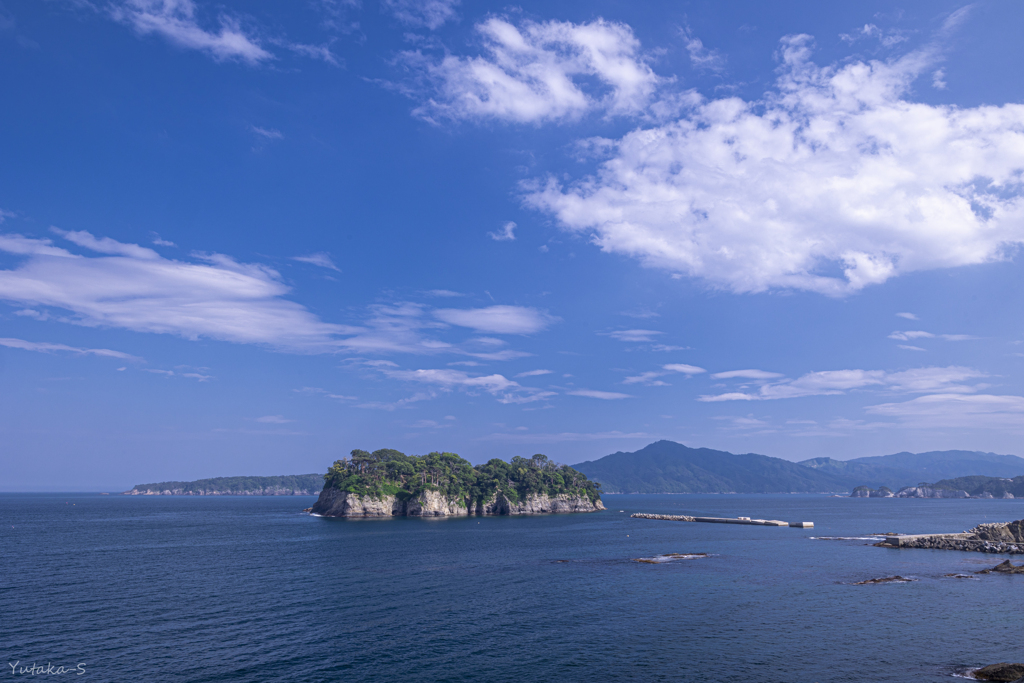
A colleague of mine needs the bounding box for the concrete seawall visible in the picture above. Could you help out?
[632,513,813,528]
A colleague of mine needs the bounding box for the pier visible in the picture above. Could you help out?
[632,513,813,528]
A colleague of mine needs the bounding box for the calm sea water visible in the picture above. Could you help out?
[2,493,1023,682]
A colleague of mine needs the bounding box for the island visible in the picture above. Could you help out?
[124,474,322,495]
[310,449,605,517]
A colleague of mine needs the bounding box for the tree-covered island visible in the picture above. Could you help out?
[311,449,605,517]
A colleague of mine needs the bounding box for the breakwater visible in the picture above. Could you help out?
[631,513,813,528]
[878,519,1024,554]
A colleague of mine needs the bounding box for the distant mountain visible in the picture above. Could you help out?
[799,450,1024,490]
[574,441,851,494]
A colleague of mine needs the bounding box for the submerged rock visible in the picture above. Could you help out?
[633,553,709,564]
[973,662,1024,681]
[852,576,915,585]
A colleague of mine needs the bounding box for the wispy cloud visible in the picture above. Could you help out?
[488,221,516,241]
[679,25,725,72]
[515,369,552,378]
[110,0,272,65]
[889,330,979,341]
[291,252,339,270]
[382,0,459,30]
[896,312,919,320]
[256,415,293,424]
[601,329,662,342]
[251,126,283,140]
[434,305,556,334]
[479,430,649,443]
[566,389,631,400]
[866,393,1024,430]
[0,337,139,360]
[623,362,705,386]
[700,366,986,402]
[0,231,352,352]
[711,369,783,380]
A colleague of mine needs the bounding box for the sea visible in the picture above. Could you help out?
[2,493,1023,682]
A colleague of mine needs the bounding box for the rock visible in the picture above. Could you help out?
[302,507,312,513]
[976,560,1024,575]
[973,663,1024,681]
[853,576,914,585]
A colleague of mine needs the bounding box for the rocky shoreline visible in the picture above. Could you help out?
[310,488,605,517]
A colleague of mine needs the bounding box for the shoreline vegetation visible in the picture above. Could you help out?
[311,449,604,517]
[124,474,322,496]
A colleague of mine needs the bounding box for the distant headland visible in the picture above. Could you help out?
[124,474,322,496]
[311,449,604,517]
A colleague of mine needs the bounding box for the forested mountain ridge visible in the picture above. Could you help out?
[573,441,851,494]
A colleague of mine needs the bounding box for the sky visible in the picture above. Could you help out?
[2,0,1024,490]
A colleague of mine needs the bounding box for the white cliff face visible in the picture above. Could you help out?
[895,487,970,498]
[311,487,605,518]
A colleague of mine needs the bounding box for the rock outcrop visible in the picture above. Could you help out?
[850,486,894,498]
[310,488,605,518]
[973,662,1024,682]
[976,560,1024,575]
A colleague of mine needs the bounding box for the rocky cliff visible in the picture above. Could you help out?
[311,487,605,518]
[125,486,319,495]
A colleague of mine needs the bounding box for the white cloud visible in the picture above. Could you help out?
[257,415,293,424]
[932,68,947,90]
[407,17,662,123]
[424,289,465,297]
[896,312,918,320]
[866,393,1024,429]
[434,305,556,334]
[0,209,16,223]
[515,369,552,378]
[622,371,669,386]
[291,252,339,270]
[566,389,632,399]
[525,34,1024,295]
[370,364,556,405]
[111,0,272,64]
[839,23,908,47]
[679,26,724,72]
[0,337,138,360]
[251,126,283,140]
[602,329,662,342]
[382,0,459,30]
[898,344,926,351]
[0,231,353,352]
[711,369,782,380]
[663,363,706,375]
[889,330,979,341]
[700,365,986,402]
[488,221,516,241]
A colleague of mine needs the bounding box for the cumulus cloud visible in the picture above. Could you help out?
[434,305,556,334]
[488,221,516,241]
[407,17,662,123]
[383,0,459,30]
[525,33,1024,295]
[291,252,339,270]
[700,365,986,401]
[110,0,272,64]
[0,231,351,352]
[0,337,139,360]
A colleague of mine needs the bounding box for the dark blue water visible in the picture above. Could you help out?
[2,494,1023,682]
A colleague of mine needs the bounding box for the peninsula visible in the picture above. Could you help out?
[124,474,322,496]
[311,449,604,517]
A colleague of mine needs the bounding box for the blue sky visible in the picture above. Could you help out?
[2,0,1024,490]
